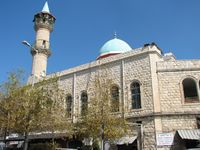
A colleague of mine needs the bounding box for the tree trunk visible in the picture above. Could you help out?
[52,131,55,150]
[23,131,29,150]
[3,127,7,144]
[4,114,9,146]
[101,124,104,150]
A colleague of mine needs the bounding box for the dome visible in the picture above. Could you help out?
[98,38,132,59]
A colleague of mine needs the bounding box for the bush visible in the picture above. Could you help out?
[92,141,100,150]
[28,143,52,150]
[81,145,92,150]
[81,140,100,150]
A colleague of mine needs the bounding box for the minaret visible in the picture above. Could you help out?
[31,1,56,79]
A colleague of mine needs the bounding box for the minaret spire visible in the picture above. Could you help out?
[42,1,50,13]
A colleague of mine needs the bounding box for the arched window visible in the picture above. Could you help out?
[66,94,72,118]
[81,91,88,115]
[131,82,141,109]
[111,86,119,112]
[182,78,198,103]
[199,80,200,89]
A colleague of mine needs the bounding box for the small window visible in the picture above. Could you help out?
[81,91,88,115]
[182,78,199,103]
[42,40,46,48]
[199,80,200,89]
[111,86,119,112]
[131,82,141,109]
[197,117,200,129]
[66,94,72,118]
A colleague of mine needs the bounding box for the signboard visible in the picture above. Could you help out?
[156,133,174,146]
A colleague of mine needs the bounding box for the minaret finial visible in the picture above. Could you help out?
[42,1,50,13]
[114,31,117,39]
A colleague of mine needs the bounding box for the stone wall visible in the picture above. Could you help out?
[141,118,156,150]
[48,47,200,149]
[157,60,200,72]
[162,115,197,132]
[124,54,153,114]
[55,47,160,149]
[156,60,200,150]
[157,60,200,113]
[56,47,161,118]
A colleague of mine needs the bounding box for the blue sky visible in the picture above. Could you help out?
[0,0,200,83]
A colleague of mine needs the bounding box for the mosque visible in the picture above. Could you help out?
[24,2,200,150]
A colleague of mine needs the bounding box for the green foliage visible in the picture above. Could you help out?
[28,143,52,150]
[81,145,92,150]
[76,72,130,147]
[0,71,73,150]
[37,77,74,138]
[0,70,25,138]
[92,140,100,150]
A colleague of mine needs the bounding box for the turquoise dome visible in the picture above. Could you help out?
[99,38,132,58]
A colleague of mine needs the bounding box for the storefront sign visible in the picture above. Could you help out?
[156,133,174,146]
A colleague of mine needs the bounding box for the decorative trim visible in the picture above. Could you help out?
[157,68,200,73]
[125,111,200,119]
[31,48,51,57]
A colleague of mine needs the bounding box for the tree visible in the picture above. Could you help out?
[0,70,24,144]
[0,72,73,150]
[76,72,130,149]
[0,71,53,150]
[13,82,51,150]
[39,77,74,150]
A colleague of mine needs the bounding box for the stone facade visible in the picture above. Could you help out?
[45,43,200,149]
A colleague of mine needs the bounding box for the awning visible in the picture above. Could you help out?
[0,132,68,141]
[116,136,137,145]
[177,129,200,140]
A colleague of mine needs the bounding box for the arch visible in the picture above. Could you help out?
[66,94,72,118]
[81,91,88,115]
[182,78,199,103]
[180,75,198,84]
[111,85,119,112]
[131,81,141,109]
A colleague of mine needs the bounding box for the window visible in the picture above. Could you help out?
[182,78,199,103]
[197,117,200,129]
[111,86,119,112]
[131,82,141,109]
[199,80,200,89]
[81,91,88,115]
[66,94,72,118]
[42,40,46,48]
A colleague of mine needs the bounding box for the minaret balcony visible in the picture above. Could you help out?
[31,45,51,57]
[34,12,55,32]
